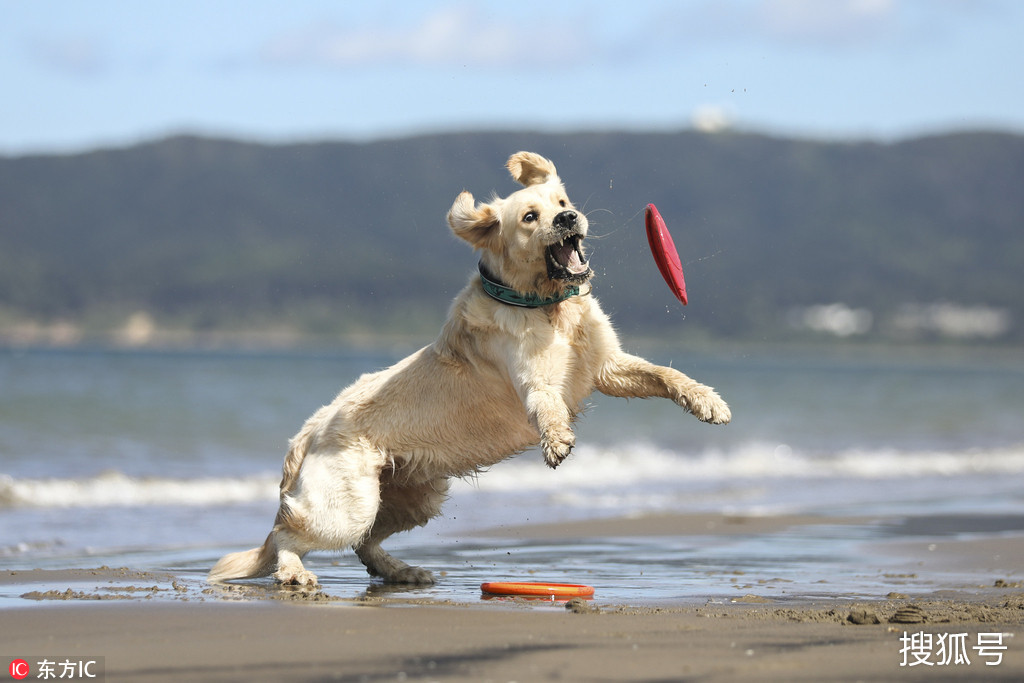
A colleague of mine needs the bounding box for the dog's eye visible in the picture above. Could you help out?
[523,211,538,223]
[559,200,567,207]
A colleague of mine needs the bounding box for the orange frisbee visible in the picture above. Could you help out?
[645,203,688,305]
[480,581,595,598]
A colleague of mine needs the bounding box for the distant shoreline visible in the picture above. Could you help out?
[4,321,1023,362]
[4,130,1022,347]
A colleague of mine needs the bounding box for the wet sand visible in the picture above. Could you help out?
[2,597,1022,682]
[3,512,1024,681]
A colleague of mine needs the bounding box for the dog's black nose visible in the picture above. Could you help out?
[553,211,578,230]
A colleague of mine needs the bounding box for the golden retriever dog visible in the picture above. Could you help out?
[209,151,731,587]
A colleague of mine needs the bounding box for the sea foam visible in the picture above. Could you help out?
[3,441,1022,509]
[0,471,278,509]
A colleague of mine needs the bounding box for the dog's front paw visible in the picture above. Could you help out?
[542,428,575,469]
[682,386,732,425]
[274,568,319,587]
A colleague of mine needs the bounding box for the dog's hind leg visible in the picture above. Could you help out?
[354,476,449,585]
[271,538,318,587]
[272,442,386,587]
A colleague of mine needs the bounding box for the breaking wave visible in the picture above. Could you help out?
[458,441,1024,493]
[0,471,278,509]
[3,442,1023,509]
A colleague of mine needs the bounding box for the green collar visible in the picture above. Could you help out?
[478,262,580,308]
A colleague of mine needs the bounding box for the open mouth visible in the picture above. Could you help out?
[546,233,592,282]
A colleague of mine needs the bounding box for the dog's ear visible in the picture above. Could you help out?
[448,191,500,250]
[507,151,559,187]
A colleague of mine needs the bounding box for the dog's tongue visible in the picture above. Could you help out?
[554,243,589,274]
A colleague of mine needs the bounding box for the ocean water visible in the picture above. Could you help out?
[2,345,1023,604]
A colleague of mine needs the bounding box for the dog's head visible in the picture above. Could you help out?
[448,151,592,298]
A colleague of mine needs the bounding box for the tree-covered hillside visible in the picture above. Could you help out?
[1,130,1021,345]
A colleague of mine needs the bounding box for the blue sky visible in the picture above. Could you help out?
[3,0,1023,154]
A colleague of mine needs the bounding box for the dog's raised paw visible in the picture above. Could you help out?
[684,387,732,425]
[542,429,575,469]
[707,397,731,424]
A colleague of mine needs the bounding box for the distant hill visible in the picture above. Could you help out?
[1,129,1022,346]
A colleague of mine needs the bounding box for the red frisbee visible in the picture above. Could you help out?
[480,581,595,598]
[645,203,688,305]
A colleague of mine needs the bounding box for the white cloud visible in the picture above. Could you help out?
[27,35,108,77]
[760,0,897,44]
[658,0,900,50]
[261,4,586,68]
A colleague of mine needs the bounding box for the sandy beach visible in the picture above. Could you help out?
[3,512,1023,682]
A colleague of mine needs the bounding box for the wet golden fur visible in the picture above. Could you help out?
[209,152,730,586]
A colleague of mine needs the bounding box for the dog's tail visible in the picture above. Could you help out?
[209,415,322,584]
[208,532,277,583]
[280,413,322,495]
